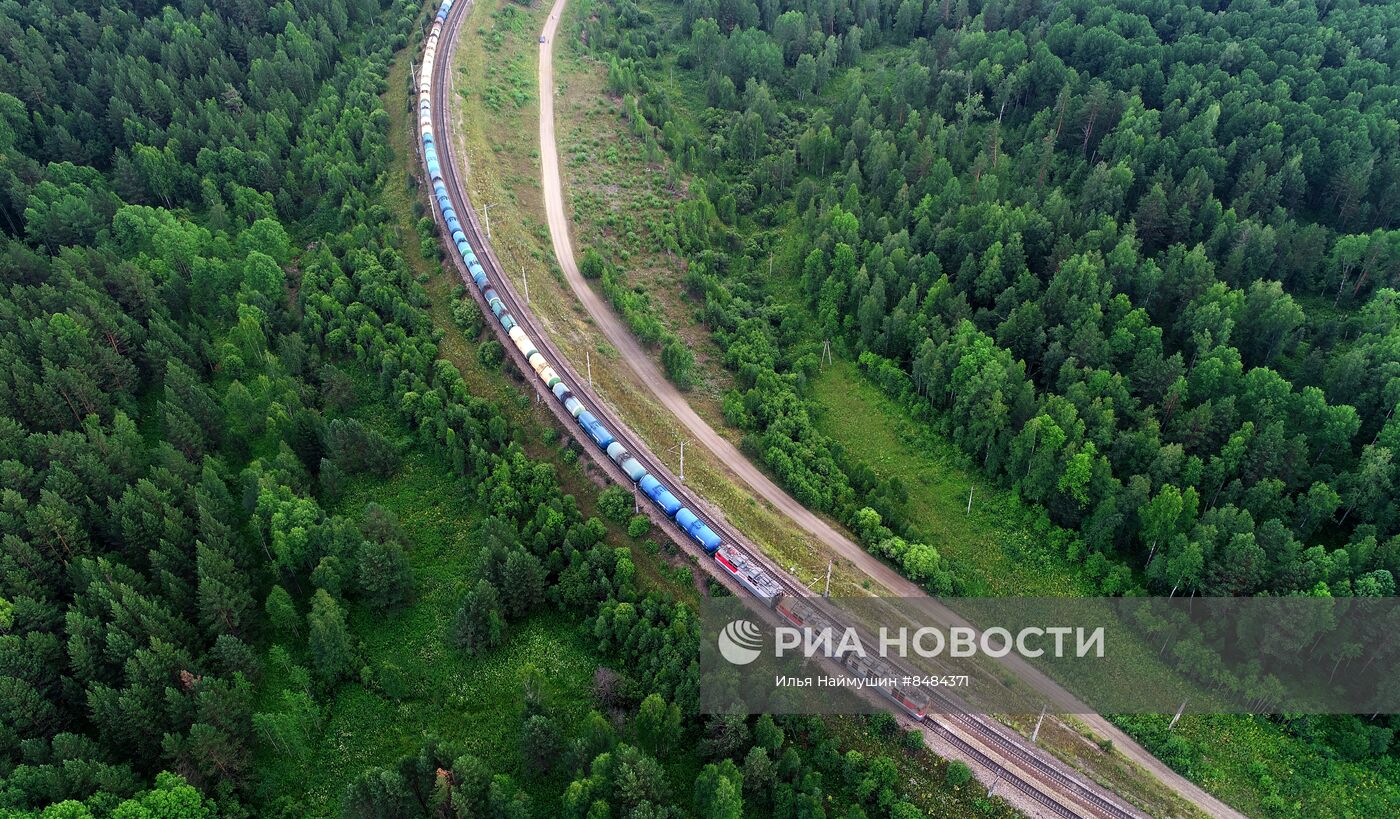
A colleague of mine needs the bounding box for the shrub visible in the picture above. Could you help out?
[662,338,695,388]
[478,339,504,368]
[452,297,483,337]
[598,485,634,524]
[581,247,609,279]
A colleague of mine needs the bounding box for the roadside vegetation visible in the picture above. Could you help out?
[560,67,710,391]
[812,361,1097,598]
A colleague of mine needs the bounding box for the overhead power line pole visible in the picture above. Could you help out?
[479,201,495,239]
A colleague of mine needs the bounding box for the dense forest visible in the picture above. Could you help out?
[568,0,1400,812]
[584,0,1400,599]
[0,0,996,816]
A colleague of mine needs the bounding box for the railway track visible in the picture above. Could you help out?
[939,704,1138,819]
[416,2,1147,817]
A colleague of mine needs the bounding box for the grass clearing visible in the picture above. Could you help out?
[810,360,1097,598]
[1121,713,1400,818]
[554,38,733,402]
[252,445,602,815]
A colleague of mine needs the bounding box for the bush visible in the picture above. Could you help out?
[868,711,898,737]
[415,217,438,260]
[945,760,973,787]
[452,297,483,337]
[598,485,634,524]
[581,247,609,279]
[478,339,504,369]
[627,515,651,538]
[661,338,695,388]
[901,729,924,752]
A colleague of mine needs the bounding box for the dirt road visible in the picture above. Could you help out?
[535,3,1241,816]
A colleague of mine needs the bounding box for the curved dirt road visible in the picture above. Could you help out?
[535,4,1241,817]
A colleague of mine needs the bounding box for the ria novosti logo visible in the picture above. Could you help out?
[718,620,764,665]
[716,619,1106,665]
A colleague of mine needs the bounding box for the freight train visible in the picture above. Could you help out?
[417,0,926,722]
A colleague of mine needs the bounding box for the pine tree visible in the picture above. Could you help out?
[356,538,413,610]
[265,585,300,639]
[196,542,254,639]
[452,579,504,655]
[499,550,544,619]
[307,589,353,684]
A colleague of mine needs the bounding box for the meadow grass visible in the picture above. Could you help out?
[806,364,1400,818]
[554,38,734,401]
[252,448,602,815]
[1125,711,1400,818]
[809,360,1097,598]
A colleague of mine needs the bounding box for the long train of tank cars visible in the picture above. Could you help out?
[419,0,934,723]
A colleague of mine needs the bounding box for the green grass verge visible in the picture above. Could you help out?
[810,361,1400,817]
[810,360,1097,598]
[1121,713,1400,819]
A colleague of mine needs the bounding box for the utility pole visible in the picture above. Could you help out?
[821,339,833,367]
[1030,704,1046,743]
[586,348,593,389]
[966,486,974,514]
[987,772,1001,798]
[522,264,529,303]
[480,201,495,240]
[1168,700,1187,730]
[822,560,833,598]
[668,439,689,482]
